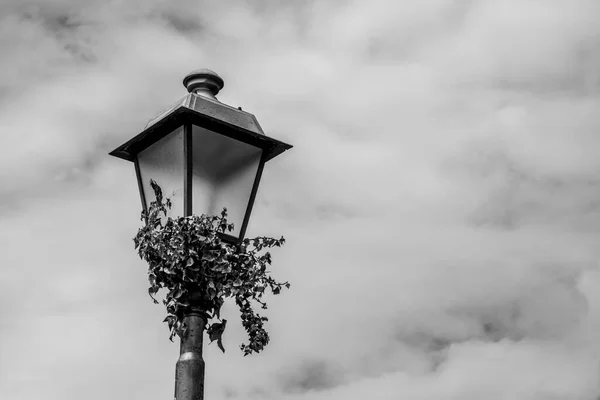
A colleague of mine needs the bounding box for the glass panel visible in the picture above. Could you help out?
[191,125,262,237]
[137,127,184,219]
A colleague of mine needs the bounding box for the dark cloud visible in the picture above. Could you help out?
[279,359,345,394]
[159,12,204,34]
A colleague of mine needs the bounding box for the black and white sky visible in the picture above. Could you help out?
[2,0,600,399]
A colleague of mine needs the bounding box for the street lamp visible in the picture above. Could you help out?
[109,69,292,400]
[109,68,292,243]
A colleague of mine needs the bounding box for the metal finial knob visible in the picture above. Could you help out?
[183,69,224,100]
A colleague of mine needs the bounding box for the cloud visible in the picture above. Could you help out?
[2,0,600,399]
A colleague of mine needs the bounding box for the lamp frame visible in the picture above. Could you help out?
[110,106,291,244]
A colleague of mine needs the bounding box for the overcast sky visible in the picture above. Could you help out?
[2,0,600,399]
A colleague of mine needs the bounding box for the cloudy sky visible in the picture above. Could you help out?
[2,0,600,399]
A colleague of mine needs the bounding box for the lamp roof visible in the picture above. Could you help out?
[109,70,292,163]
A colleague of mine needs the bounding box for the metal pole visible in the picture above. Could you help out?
[174,308,206,400]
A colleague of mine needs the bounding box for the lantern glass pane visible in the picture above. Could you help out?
[137,127,184,218]
[191,125,262,237]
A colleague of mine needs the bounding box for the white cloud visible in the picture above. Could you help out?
[1,0,600,399]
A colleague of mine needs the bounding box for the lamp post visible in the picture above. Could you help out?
[109,69,292,400]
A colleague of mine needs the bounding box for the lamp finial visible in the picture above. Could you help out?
[183,69,224,100]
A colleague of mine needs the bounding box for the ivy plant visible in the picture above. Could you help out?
[133,180,290,356]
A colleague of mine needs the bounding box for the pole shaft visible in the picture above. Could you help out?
[174,312,206,400]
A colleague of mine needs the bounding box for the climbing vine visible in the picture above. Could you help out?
[133,180,289,356]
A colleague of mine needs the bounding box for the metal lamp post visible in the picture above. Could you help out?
[109,69,292,399]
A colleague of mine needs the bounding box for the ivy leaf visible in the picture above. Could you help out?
[207,319,227,353]
[173,287,185,299]
[207,287,217,300]
[148,286,159,304]
[213,304,221,320]
[163,315,176,330]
